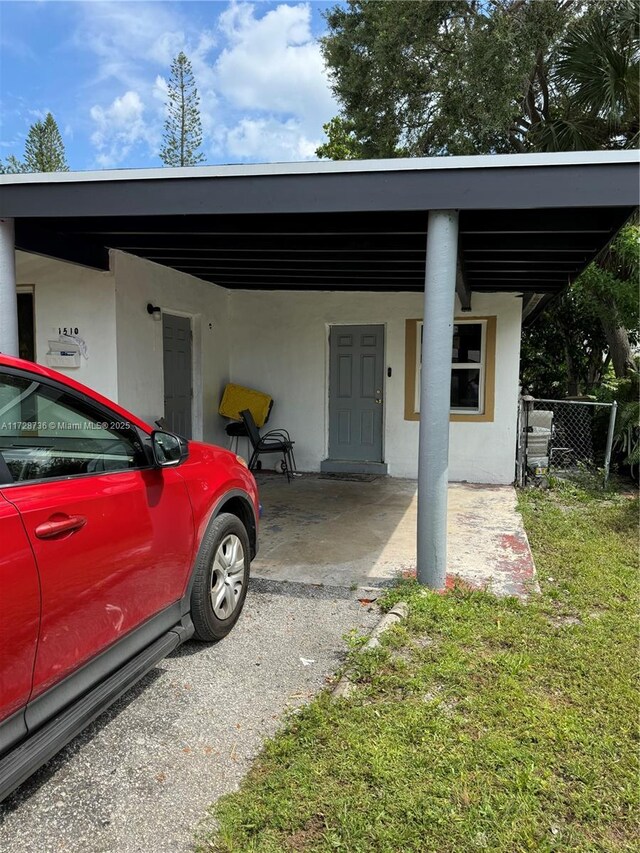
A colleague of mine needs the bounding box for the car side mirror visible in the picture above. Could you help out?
[151,430,189,467]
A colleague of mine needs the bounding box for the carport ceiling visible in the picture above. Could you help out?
[2,151,637,314]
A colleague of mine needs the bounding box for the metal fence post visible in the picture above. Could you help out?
[516,397,526,487]
[519,395,534,486]
[604,400,618,488]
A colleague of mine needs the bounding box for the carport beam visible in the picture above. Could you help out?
[417,210,459,589]
[0,218,19,357]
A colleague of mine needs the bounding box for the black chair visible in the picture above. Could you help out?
[240,409,297,482]
[225,399,273,454]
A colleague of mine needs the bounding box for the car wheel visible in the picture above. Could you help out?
[190,512,250,642]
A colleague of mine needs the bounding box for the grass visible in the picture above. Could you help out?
[197,483,639,853]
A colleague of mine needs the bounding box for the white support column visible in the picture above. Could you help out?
[0,218,18,357]
[417,209,459,589]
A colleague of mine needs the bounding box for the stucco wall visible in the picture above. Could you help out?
[15,249,521,483]
[16,251,118,399]
[228,290,522,483]
[447,294,522,483]
[112,251,230,445]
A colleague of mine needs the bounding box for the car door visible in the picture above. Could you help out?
[0,491,41,753]
[0,369,195,709]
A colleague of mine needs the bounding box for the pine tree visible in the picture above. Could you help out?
[23,113,69,172]
[0,155,27,174]
[160,52,205,167]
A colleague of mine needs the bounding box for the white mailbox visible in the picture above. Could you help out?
[46,339,81,369]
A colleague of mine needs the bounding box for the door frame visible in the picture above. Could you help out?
[160,308,202,440]
[324,322,386,464]
[17,285,36,362]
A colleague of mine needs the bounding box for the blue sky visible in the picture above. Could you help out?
[0,0,340,170]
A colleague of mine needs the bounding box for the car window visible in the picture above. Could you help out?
[0,372,146,484]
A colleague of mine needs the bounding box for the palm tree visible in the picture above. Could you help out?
[533,0,639,151]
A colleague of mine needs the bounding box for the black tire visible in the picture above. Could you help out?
[190,512,251,642]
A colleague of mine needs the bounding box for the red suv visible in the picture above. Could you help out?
[0,354,258,801]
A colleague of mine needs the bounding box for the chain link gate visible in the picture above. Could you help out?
[516,397,617,489]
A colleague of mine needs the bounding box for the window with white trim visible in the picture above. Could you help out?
[414,319,487,415]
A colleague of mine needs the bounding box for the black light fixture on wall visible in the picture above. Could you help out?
[146,303,161,321]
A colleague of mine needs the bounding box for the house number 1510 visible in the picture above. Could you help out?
[58,327,79,336]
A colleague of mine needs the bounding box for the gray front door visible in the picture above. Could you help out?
[328,325,384,462]
[162,313,192,438]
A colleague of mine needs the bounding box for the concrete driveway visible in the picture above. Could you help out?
[253,473,537,597]
[0,579,379,853]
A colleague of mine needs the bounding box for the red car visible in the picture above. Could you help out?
[0,354,258,801]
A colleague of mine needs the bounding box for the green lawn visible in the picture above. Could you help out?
[198,484,639,853]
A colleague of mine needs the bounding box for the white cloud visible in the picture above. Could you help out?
[152,74,168,103]
[216,2,333,119]
[78,2,218,164]
[213,2,336,160]
[89,90,154,168]
[77,1,336,166]
[75,3,199,88]
[146,30,190,68]
[225,117,320,162]
[27,107,52,121]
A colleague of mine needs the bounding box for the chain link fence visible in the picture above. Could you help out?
[516,397,617,488]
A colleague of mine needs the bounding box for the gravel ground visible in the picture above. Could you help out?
[0,578,379,853]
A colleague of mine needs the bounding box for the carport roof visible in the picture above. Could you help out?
[1,150,638,321]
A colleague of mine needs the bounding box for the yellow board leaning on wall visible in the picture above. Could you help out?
[218,383,273,428]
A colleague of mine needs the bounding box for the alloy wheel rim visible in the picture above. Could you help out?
[210,534,245,619]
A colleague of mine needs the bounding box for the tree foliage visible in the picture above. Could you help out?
[1,112,68,173]
[319,0,640,390]
[597,361,640,472]
[318,0,639,158]
[160,52,205,167]
[24,113,68,172]
[0,155,27,175]
[551,1,639,150]
[316,117,363,161]
[520,291,608,398]
[573,221,639,377]
[520,223,639,396]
